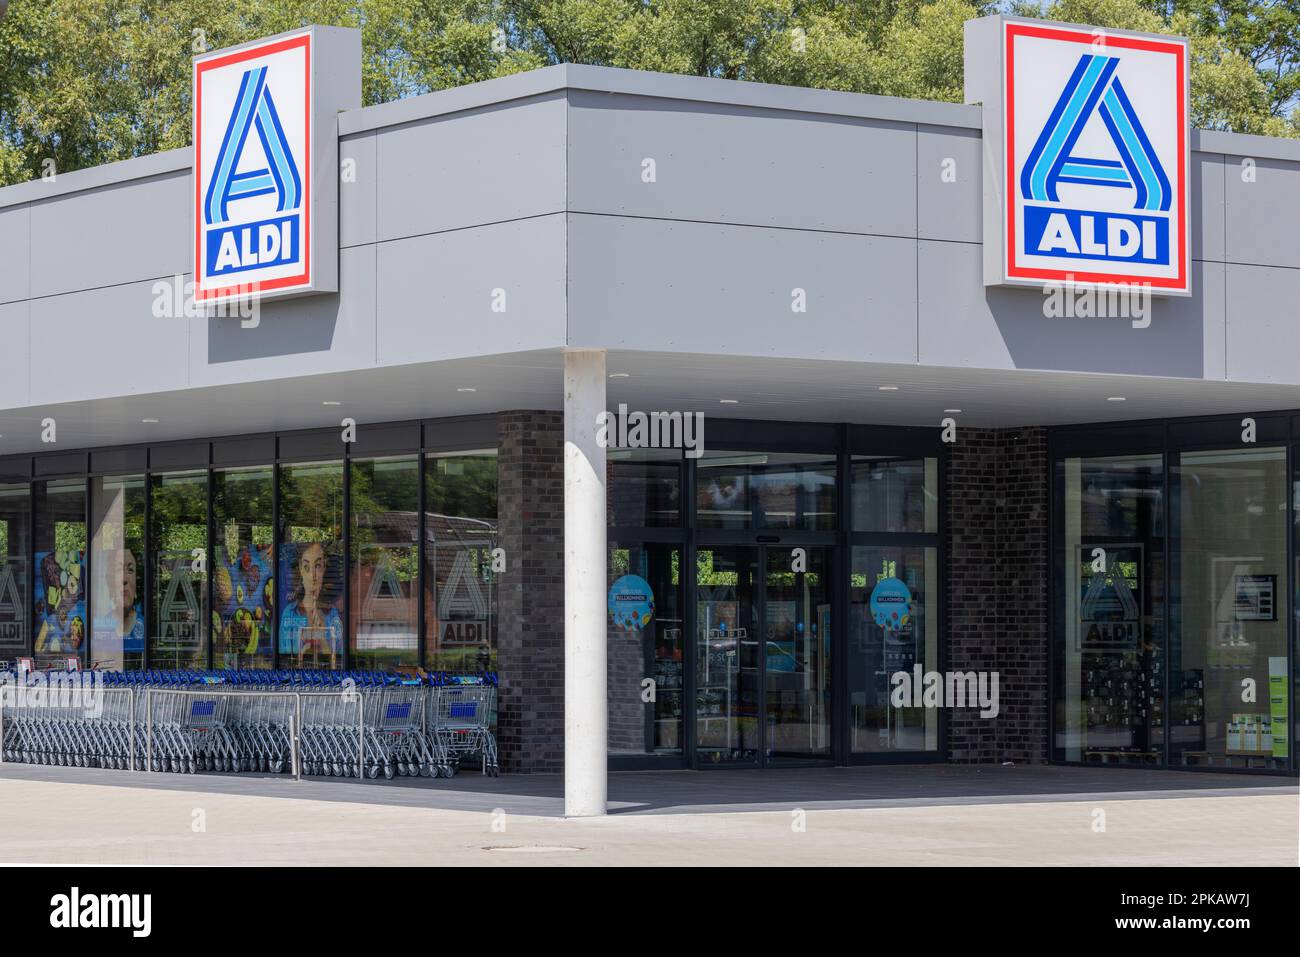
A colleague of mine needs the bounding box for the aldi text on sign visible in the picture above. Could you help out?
[194,31,313,303]
[1004,21,1189,293]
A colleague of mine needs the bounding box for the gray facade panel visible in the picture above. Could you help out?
[566,213,918,362]
[0,204,29,304]
[917,240,1223,379]
[376,214,567,366]
[567,91,918,238]
[29,279,190,405]
[339,131,377,248]
[374,93,567,243]
[0,300,30,409]
[1225,262,1300,383]
[917,125,981,244]
[1224,156,1300,270]
[28,171,190,299]
[189,244,378,388]
[1192,151,1226,263]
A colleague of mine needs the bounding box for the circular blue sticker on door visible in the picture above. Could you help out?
[869,577,912,633]
[609,574,656,631]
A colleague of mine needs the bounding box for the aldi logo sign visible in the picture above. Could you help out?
[193,27,359,304]
[967,17,1191,295]
[195,31,312,302]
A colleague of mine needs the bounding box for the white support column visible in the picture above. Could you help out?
[564,348,608,817]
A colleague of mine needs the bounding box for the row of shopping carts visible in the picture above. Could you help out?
[0,671,499,779]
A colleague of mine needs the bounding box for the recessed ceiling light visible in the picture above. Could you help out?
[878,385,899,392]
[943,408,962,414]
[719,399,739,405]
[608,373,630,379]
[141,418,159,424]
[457,387,477,393]
[1106,396,1126,402]
[322,400,341,406]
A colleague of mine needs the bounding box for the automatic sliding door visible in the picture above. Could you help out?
[765,547,832,764]
[695,546,760,765]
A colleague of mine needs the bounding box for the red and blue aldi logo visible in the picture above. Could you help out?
[194,31,312,303]
[1005,21,1189,293]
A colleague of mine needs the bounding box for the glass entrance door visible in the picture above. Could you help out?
[694,545,831,767]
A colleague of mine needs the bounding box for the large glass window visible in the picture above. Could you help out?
[150,472,209,669]
[849,546,939,753]
[851,456,938,533]
[1172,448,1288,770]
[279,462,345,669]
[0,485,31,661]
[1057,454,1165,765]
[33,479,87,667]
[90,476,146,671]
[696,451,836,530]
[608,541,683,756]
[213,467,274,669]
[607,448,680,527]
[351,457,419,669]
[424,451,498,671]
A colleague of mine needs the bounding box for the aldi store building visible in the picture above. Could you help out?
[0,17,1298,813]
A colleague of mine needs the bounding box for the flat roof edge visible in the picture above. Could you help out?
[0,146,191,210]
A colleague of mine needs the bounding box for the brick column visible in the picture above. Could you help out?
[945,426,1050,765]
[995,428,1049,764]
[495,410,565,773]
[945,428,1000,763]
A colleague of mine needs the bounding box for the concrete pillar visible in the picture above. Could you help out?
[564,349,607,817]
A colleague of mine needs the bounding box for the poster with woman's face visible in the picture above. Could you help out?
[34,549,85,656]
[91,547,144,669]
[279,540,343,666]
[213,537,273,665]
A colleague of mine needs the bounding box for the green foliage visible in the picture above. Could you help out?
[0,0,1296,189]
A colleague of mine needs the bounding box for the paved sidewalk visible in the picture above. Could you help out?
[0,764,1293,865]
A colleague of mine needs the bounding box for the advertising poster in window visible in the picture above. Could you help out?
[91,546,145,670]
[1077,543,1143,651]
[214,539,273,665]
[0,557,26,657]
[279,541,343,666]
[34,549,85,656]
[156,550,206,662]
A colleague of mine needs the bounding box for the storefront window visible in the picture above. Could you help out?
[213,467,274,669]
[851,456,938,533]
[695,451,836,530]
[150,472,208,669]
[607,448,680,526]
[351,457,419,669]
[0,485,31,661]
[849,546,938,753]
[608,542,683,756]
[34,479,87,667]
[424,451,497,671]
[90,476,145,670]
[1056,454,1165,764]
[279,462,345,669]
[1172,448,1288,770]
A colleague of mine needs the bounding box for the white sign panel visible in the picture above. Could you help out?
[967,17,1191,295]
[193,27,358,305]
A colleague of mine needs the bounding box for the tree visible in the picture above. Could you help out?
[1,0,1296,189]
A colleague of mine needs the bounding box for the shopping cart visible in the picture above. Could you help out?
[364,687,443,779]
[428,685,499,776]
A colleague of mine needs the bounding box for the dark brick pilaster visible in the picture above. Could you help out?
[945,426,1049,765]
[495,410,564,773]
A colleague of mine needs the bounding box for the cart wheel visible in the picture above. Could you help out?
[420,763,433,778]
[365,764,379,780]
[383,762,395,781]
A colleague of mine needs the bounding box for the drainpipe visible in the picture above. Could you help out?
[564,348,608,817]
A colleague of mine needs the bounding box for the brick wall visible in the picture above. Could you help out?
[945,426,1049,765]
[495,411,565,773]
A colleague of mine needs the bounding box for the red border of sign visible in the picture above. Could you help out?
[1004,22,1187,290]
[194,33,312,302]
